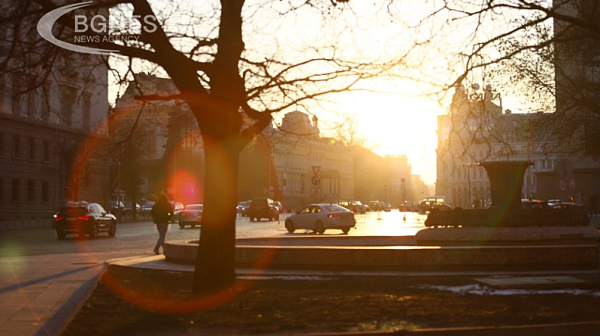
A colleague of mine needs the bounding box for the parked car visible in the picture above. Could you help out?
[521,199,549,208]
[285,203,356,234]
[383,202,392,212]
[179,204,203,228]
[109,200,124,214]
[53,201,117,240]
[549,202,579,209]
[169,201,185,220]
[418,196,449,213]
[399,201,419,212]
[140,201,155,217]
[237,201,251,216]
[338,200,368,214]
[122,202,140,215]
[547,199,567,207]
[274,201,283,214]
[369,200,383,211]
[248,198,279,222]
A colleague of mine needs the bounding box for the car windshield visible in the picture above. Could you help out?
[324,204,350,212]
[186,205,203,211]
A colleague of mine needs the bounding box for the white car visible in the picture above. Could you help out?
[178,204,203,228]
[284,203,356,234]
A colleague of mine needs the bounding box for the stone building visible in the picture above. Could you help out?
[539,0,600,201]
[0,52,109,229]
[110,74,203,205]
[242,111,354,208]
[436,85,557,207]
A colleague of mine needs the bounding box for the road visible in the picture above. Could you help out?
[0,210,427,259]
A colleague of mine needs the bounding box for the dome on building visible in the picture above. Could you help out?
[280,111,319,136]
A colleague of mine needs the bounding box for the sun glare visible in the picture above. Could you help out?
[322,83,441,184]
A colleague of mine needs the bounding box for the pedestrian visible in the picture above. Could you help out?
[151,193,173,255]
[589,192,598,218]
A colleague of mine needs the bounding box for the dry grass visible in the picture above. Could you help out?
[62,267,600,336]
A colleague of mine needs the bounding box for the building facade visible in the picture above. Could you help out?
[247,111,355,208]
[436,85,558,207]
[0,53,109,229]
[545,0,600,202]
[111,74,203,205]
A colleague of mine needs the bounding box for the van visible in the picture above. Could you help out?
[248,198,279,222]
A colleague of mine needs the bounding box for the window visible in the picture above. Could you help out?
[27,180,35,202]
[12,75,23,116]
[27,77,36,119]
[28,138,35,160]
[41,81,51,121]
[13,135,20,158]
[0,77,5,113]
[84,162,91,188]
[42,181,49,203]
[43,140,50,162]
[584,56,600,84]
[60,85,77,127]
[82,93,91,130]
[12,179,19,202]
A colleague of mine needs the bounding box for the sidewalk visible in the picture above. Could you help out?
[2,251,599,336]
[0,251,143,336]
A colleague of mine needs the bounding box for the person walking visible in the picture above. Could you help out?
[151,193,173,255]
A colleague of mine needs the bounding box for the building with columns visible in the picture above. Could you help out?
[243,111,354,208]
[436,85,558,207]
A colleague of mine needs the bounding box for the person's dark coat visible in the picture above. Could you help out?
[151,197,173,223]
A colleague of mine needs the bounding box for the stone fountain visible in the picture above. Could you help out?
[162,160,599,271]
[417,161,597,245]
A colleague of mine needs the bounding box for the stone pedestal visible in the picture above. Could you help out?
[416,226,600,246]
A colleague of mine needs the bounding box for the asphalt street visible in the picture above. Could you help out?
[0,210,427,259]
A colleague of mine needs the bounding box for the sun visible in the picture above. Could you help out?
[326,84,441,184]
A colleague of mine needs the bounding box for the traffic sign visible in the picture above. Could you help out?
[311,176,321,186]
[312,165,321,176]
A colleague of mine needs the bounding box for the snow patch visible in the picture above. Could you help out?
[416,284,600,297]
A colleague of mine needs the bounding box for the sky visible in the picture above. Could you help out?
[108,0,532,186]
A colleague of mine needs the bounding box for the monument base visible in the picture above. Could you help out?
[415,226,600,246]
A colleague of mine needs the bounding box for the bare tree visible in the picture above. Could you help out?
[1,0,405,297]
[407,0,600,155]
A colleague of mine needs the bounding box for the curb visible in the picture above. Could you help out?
[43,263,106,336]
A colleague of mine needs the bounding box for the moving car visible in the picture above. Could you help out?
[338,200,368,214]
[53,201,117,239]
[248,198,279,222]
[521,199,549,208]
[179,204,203,228]
[284,203,356,234]
[399,201,419,212]
[236,201,251,216]
[418,196,450,213]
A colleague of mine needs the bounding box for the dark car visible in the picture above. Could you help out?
[236,200,251,216]
[521,199,549,209]
[122,202,141,216]
[109,200,124,214]
[53,201,117,240]
[248,198,279,222]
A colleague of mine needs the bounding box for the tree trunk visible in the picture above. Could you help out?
[193,137,241,295]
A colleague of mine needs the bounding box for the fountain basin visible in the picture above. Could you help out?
[163,236,598,272]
